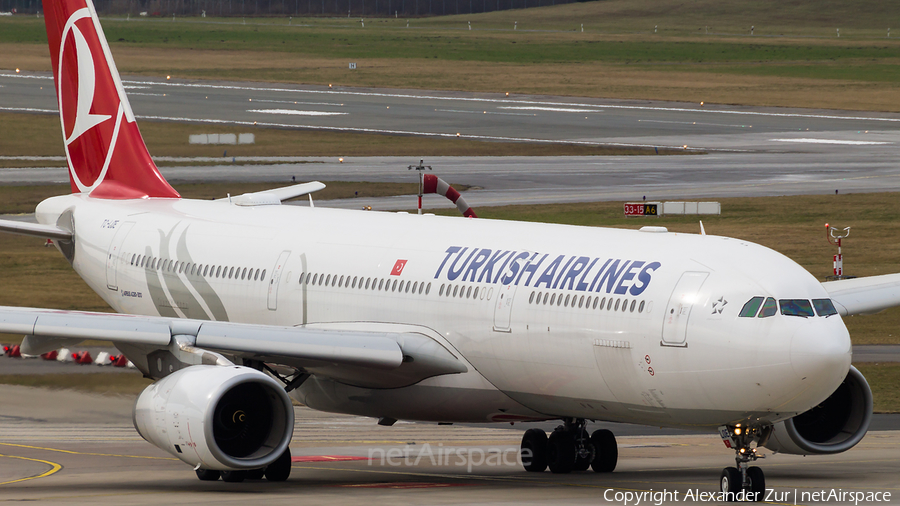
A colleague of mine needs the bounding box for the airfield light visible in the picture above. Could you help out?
[166,75,170,80]
[15,68,20,73]
[339,157,344,163]
[700,101,704,106]
[329,84,333,88]
[505,92,509,96]
[457,133,461,137]
[683,145,688,149]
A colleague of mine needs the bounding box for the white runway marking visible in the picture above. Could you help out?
[250,99,344,106]
[4,72,900,123]
[499,106,601,113]
[769,138,892,145]
[435,109,534,116]
[247,108,348,116]
[0,106,58,113]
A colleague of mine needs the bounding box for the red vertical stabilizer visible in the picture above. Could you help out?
[43,0,179,199]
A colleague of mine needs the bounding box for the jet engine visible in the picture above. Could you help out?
[763,365,872,455]
[134,365,294,470]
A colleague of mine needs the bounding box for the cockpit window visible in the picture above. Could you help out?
[739,297,764,317]
[758,297,778,318]
[812,298,838,317]
[780,299,815,318]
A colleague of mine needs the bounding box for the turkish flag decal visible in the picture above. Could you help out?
[391,260,408,276]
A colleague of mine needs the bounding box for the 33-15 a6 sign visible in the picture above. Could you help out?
[624,203,658,217]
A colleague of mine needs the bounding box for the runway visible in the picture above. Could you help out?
[2,71,900,210]
[0,386,898,505]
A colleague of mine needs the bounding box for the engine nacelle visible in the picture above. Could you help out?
[763,365,872,455]
[134,365,294,470]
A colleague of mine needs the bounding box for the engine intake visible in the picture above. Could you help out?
[763,365,872,455]
[134,365,293,470]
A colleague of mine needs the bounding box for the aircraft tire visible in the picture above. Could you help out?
[747,467,765,502]
[195,469,221,481]
[720,467,741,500]
[590,429,617,473]
[546,430,576,474]
[221,470,247,483]
[247,468,266,480]
[265,448,292,482]
[521,428,548,472]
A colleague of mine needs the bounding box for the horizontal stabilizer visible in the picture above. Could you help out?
[0,218,73,241]
[220,181,326,205]
[822,273,900,315]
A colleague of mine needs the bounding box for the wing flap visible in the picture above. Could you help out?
[822,273,900,316]
[196,322,402,370]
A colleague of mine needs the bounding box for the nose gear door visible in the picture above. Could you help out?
[661,271,709,346]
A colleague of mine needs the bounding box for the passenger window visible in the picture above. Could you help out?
[614,299,620,311]
[353,276,358,288]
[579,296,585,308]
[466,286,472,298]
[780,299,815,318]
[242,268,248,280]
[365,278,371,289]
[392,280,398,292]
[413,281,418,293]
[593,297,599,310]
[440,284,445,296]
[261,269,266,280]
[473,287,478,299]
[638,300,645,313]
[229,267,235,279]
[758,297,777,318]
[339,275,345,287]
[378,279,384,290]
[739,297,764,317]
[812,299,838,317]
[325,274,331,286]
[630,300,636,312]
[421,283,426,295]
[542,293,548,305]
[622,299,628,311]
[406,282,411,293]
[549,293,556,305]
[425,282,431,295]
[216,266,222,278]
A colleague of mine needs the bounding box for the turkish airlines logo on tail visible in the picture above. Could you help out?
[58,7,127,193]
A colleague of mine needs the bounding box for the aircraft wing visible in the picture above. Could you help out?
[0,218,72,241]
[822,273,900,316]
[0,306,466,387]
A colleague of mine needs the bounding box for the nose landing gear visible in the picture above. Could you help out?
[718,424,769,502]
[520,418,617,474]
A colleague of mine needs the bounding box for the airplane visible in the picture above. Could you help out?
[1,0,899,497]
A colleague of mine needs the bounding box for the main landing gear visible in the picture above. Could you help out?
[520,418,617,474]
[195,447,292,483]
[718,424,768,502]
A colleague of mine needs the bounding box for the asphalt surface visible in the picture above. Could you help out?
[0,386,898,504]
[2,71,900,210]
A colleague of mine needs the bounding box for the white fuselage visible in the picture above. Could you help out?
[36,193,852,429]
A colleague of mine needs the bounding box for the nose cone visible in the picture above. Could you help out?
[790,319,851,392]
